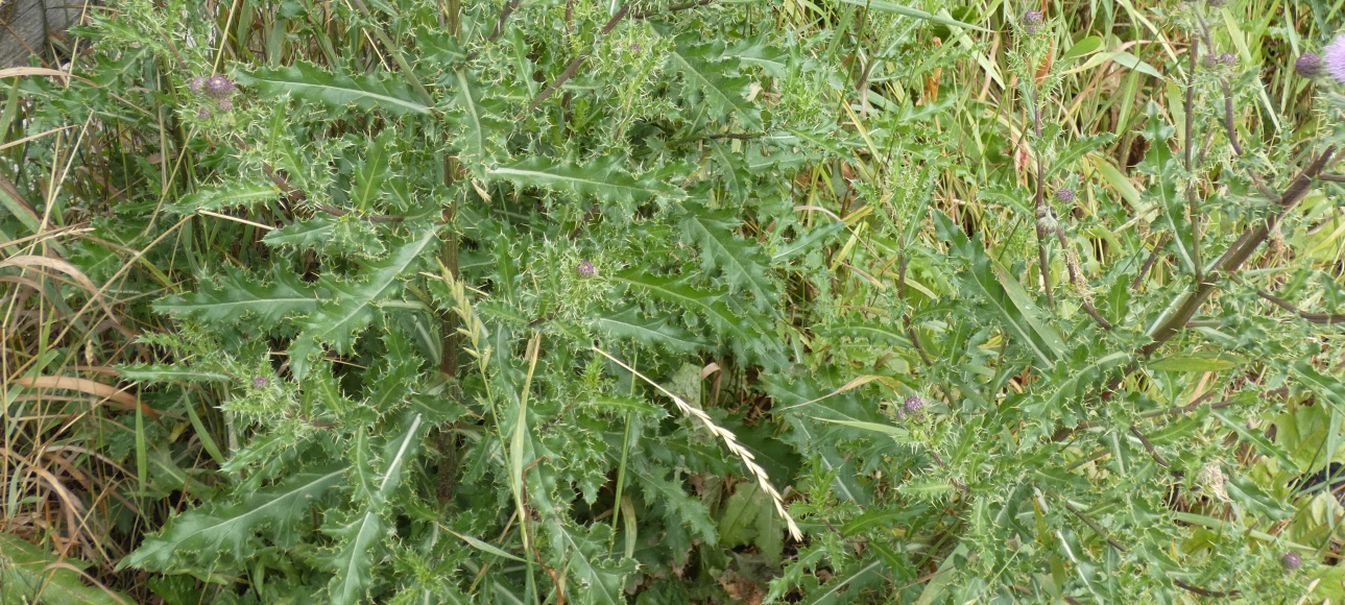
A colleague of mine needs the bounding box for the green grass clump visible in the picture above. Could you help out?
[3,0,1345,603]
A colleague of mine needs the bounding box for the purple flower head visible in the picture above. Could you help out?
[217,98,234,112]
[1281,551,1302,570]
[1296,52,1323,78]
[1325,35,1345,85]
[188,76,206,93]
[1023,10,1043,34]
[252,375,270,388]
[1218,52,1236,66]
[903,395,925,416]
[1055,187,1075,203]
[204,75,236,99]
[576,259,597,278]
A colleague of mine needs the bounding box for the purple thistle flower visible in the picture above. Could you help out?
[1281,551,1302,570]
[1218,52,1236,66]
[576,259,597,278]
[903,395,924,416]
[204,75,236,99]
[252,375,269,388]
[1325,35,1345,85]
[188,76,206,93]
[1296,52,1323,78]
[217,98,234,112]
[1055,187,1075,203]
[1023,10,1043,34]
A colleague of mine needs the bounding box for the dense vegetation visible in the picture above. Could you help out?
[3,0,1345,602]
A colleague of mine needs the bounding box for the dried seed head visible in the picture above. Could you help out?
[1023,10,1043,34]
[576,259,597,278]
[1055,187,1076,203]
[1281,551,1302,570]
[1295,52,1323,78]
[1326,35,1345,85]
[204,75,236,98]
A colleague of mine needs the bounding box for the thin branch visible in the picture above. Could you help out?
[1129,233,1170,291]
[1140,146,1336,356]
[1256,289,1345,325]
[1047,218,1113,330]
[1173,579,1241,599]
[525,5,630,114]
[1030,90,1054,308]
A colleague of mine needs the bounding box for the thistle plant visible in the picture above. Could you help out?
[2,1,1344,604]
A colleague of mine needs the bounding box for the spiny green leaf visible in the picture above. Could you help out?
[352,130,393,211]
[610,270,743,337]
[290,225,439,379]
[679,202,777,305]
[667,40,761,129]
[154,267,319,325]
[118,365,233,383]
[168,181,279,214]
[487,157,680,204]
[590,306,706,353]
[635,469,717,546]
[326,414,423,605]
[0,534,133,605]
[119,468,344,572]
[235,62,431,115]
[935,212,1062,368]
[263,216,336,249]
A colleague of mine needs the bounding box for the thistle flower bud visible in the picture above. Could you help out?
[1218,52,1236,66]
[1296,52,1323,78]
[188,76,206,93]
[217,98,234,112]
[1326,35,1345,85]
[1023,10,1043,34]
[1281,551,1302,571]
[903,395,924,416]
[196,108,211,120]
[576,259,597,278]
[1055,187,1075,203]
[252,375,269,388]
[204,75,236,99]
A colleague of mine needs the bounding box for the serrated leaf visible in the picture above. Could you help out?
[352,130,393,211]
[667,40,761,129]
[635,469,717,546]
[591,306,706,353]
[168,182,279,214]
[117,365,233,383]
[554,525,635,605]
[119,468,344,572]
[290,225,439,379]
[487,157,679,204]
[679,202,776,304]
[935,212,1062,368]
[154,267,320,325]
[263,216,336,249]
[610,270,744,337]
[0,534,133,605]
[326,414,423,605]
[235,62,431,115]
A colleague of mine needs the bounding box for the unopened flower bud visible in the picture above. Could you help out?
[576,259,597,278]
[1295,52,1323,78]
[1281,551,1302,571]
